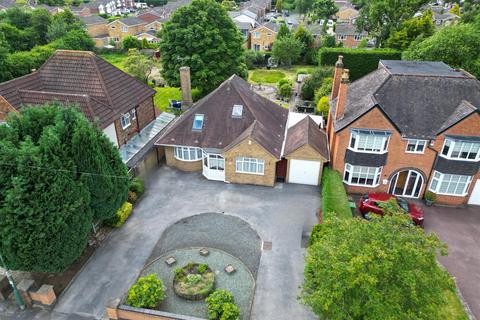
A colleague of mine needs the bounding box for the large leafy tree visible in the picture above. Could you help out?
[386,10,434,50]
[294,24,314,59]
[403,23,480,78]
[303,211,454,319]
[124,49,154,83]
[354,0,430,47]
[272,36,303,65]
[310,0,338,21]
[0,105,129,272]
[159,0,247,94]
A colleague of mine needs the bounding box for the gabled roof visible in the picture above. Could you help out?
[0,50,155,128]
[284,116,329,160]
[333,60,480,139]
[335,22,367,36]
[156,75,288,158]
[80,15,108,25]
[112,17,146,27]
[252,21,279,33]
[138,12,163,23]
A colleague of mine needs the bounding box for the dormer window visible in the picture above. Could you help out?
[232,104,243,118]
[192,114,204,131]
[441,138,480,161]
[348,129,390,154]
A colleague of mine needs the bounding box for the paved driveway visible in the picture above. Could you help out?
[52,166,319,320]
[423,204,480,319]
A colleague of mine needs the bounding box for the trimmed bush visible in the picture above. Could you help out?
[321,167,351,221]
[279,82,293,99]
[300,67,333,100]
[316,96,330,119]
[129,177,145,198]
[318,48,402,81]
[107,202,133,227]
[206,289,239,320]
[126,274,166,309]
[173,263,215,300]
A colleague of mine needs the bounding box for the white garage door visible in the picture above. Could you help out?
[468,179,480,205]
[289,159,321,186]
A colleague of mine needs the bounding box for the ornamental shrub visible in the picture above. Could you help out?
[318,48,401,81]
[198,263,209,274]
[313,77,332,103]
[126,274,165,309]
[206,289,236,320]
[107,202,133,227]
[279,82,293,99]
[316,96,330,119]
[129,177,145,198]
[220,302,240,320]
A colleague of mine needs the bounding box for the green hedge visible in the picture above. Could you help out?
[318,48,402,81]
[107,202,133,227]
[321,167,352,221]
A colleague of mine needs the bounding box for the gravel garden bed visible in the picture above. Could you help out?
[140,247,255,320]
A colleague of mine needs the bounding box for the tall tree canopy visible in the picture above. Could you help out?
[159,0,247,94]
[303,209,454,319]
[272,35,303,65]
[354,0,430,47]
[310,0,338,21]
[0,105,129,272]
[403,23,480,78]
[386,9,434,50]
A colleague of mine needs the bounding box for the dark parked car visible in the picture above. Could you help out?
[358,192,424,226]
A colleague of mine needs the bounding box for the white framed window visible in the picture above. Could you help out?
[253,31,260,38]
[405,139,427,154]
[192,114,204,131]
[343,164,382,187]
[429,171,472,196]
[267,32,272,37]
[354,34,362,41]
[174,146,203,161]
[121,26,128,32]
[441,138,480,161]
[131,108,136,120]
[236,157,264,175]
[349,130,390,154]
[121,113,131,129]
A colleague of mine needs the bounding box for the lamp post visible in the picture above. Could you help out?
[0,253,25,310]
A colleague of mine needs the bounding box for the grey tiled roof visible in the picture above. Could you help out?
[333,60,480,139]
[335,22,367,36]
[80,15,108,25]
[116,17,146,26]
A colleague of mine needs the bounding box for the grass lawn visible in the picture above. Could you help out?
[442,289,469,320]
[99,52,129,71]
[154,87,181,112]
[321,167,352,220]
[248,65,318,84]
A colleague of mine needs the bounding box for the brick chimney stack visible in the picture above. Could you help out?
[331,55,344,100]
[335,69,350,121]
[179,66,192,110]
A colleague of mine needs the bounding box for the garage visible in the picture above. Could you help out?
[288,159,321,185]
[283,116,329,186]
[468,179,480,205]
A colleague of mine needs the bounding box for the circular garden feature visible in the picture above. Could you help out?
[173,262,215,300]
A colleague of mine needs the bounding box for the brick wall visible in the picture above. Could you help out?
[223,138,277,187]
[114,97,155,146]
[285,145,326,185]
[250,26,277,50]
[164,146,202,172]
[86,23,109,38]
[0,96,17,121]
[108,21,147,45]
[329,105,480,206]
[337,35,362,48]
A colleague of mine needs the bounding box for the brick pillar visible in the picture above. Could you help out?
[179,66,193,110]
[106,298,121,319]
[331,55,344,100]
[17,279,36,308]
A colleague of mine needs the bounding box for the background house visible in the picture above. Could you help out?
[249,22,278,51]
[334,22,367,48]
[0,50,174,174]
[80,15,109,47]
[327,57,480,206]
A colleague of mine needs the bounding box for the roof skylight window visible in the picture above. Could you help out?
[192,114,204,130]
[232,104,243,118]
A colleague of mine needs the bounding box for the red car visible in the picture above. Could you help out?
[358,192,424,226]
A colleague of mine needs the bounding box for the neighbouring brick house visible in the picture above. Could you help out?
[327,56,480,206]
[80,15,109,47]
[249,22,278,51]
[0,50,174,173]
[156,74,329,186]
[335,22,367,48]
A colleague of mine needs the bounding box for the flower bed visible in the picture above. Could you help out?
[173,263,215,301]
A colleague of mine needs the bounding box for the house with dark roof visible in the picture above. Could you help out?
[156,75,329,186]
[249,22,279,51]
[107,17,150,46]
[80,15,109,47]
[0,50,175,171]
[326,56,480,206]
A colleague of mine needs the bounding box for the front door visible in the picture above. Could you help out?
[276,158,288,182]
[389,170,423,198]
[202,153,225,181]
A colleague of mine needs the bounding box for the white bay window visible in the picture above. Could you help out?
[236,157,264,175]
[174,146,203,161]
[343,164,382,187]
[349,129,390,154]
[429,171,472,196]
[441,138,480,161]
